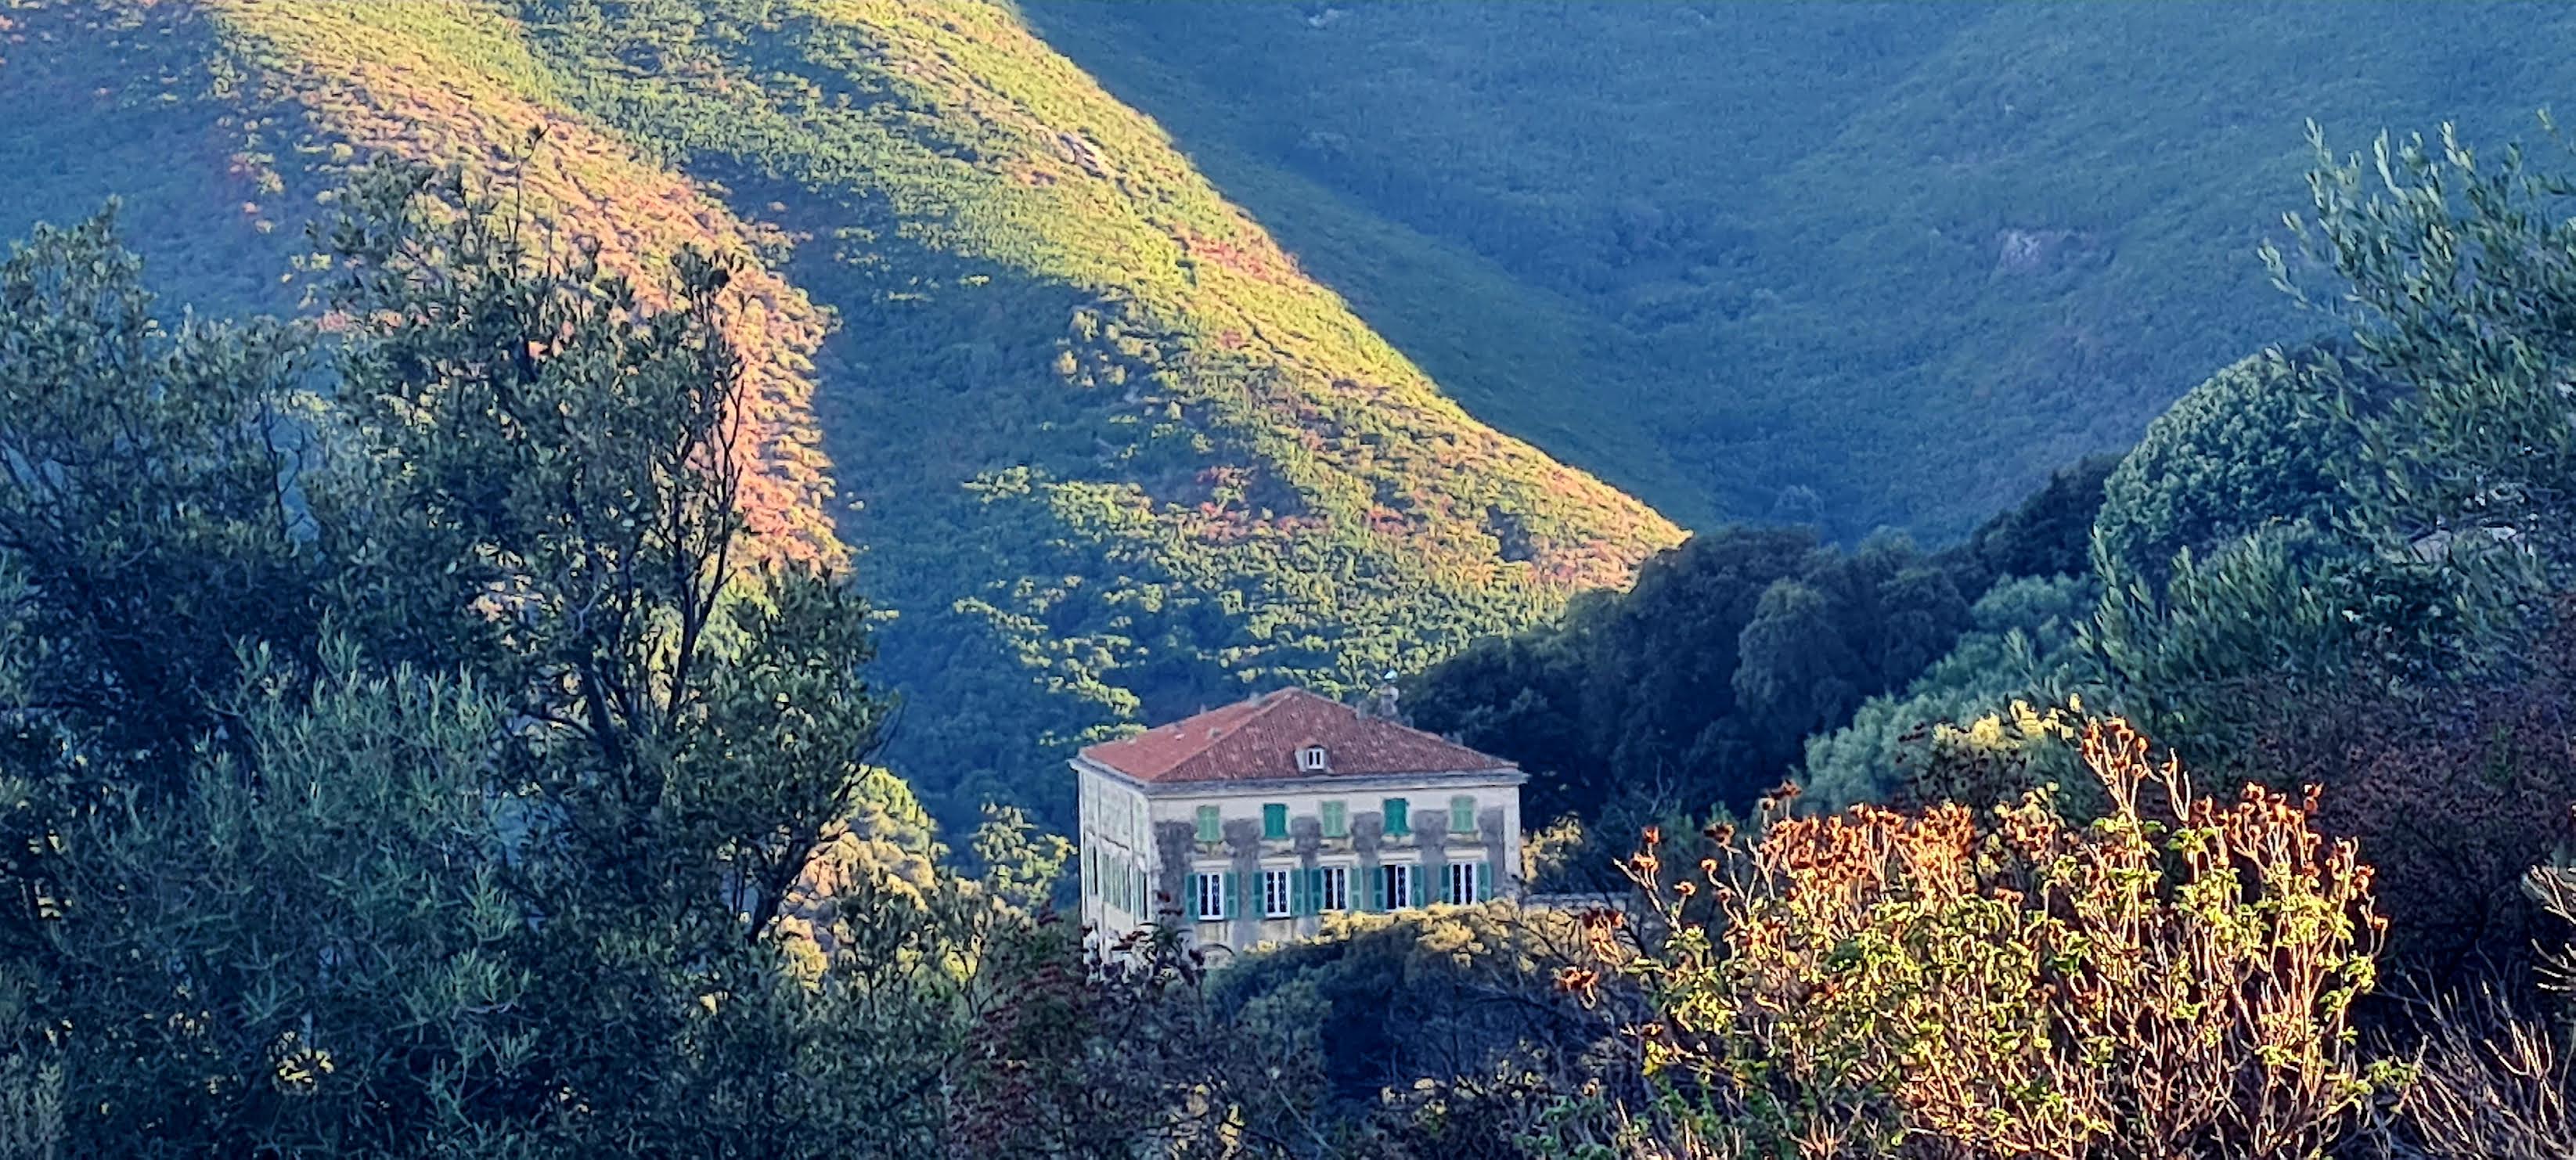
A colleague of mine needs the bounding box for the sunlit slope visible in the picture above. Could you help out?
[19,0,1681,823]
[211,0,843,557]
[512,0,1681,819]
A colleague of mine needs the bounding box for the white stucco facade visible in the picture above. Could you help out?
[1075,756,1526,956]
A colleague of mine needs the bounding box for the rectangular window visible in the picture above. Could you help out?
[1447,861,1480,905]
[1262,803,1288,840]
[1382,863,1414,911]
[1382,798,1410,837]
[1083,848,1097,898]
[1320,866,1349,912]
[1194,872,1226,921]
[1263,869,1292,918]
[1450,795,1478,834]
[1194,805,1222,843]
[1320,800,1348,838]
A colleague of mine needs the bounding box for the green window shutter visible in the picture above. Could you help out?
[1320,800,1347,838]
[1410,867,1426,908]
[1223,871,1241,919]
[1369,867,1385,912]
[1262,803,1288,840]
[1292,866,1310,916]
[1383,798,1409,837]
[1195,805,1221,843]
[1475,862,1490,902]
[1304,867,1322,914]
[1450,795,1477,834]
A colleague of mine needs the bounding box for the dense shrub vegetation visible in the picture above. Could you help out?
[1367,117,2576,1156]
[1597,719,2389,1157]
[20,3,2576,1156]
[0,0,1680,834]
[0,173,1337,1158]
[1406,456,2112,823]
[1029,2,2576,539]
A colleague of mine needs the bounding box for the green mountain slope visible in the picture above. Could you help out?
[0,0,1680,825]
[1029,1,2576,538]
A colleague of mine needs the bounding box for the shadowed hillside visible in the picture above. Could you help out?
[1029,1,2576,537]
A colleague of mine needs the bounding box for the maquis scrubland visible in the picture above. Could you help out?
[9,2,2576,1157]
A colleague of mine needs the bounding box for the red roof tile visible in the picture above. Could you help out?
[1079,688,1513,785]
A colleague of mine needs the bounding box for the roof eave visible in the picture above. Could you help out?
[1071,752,1526,796]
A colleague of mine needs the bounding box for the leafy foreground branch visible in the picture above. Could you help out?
[1584,718,2394,1159]
[0,168,1292,1158]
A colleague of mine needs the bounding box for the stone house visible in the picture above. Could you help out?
[1072,688,1525,956]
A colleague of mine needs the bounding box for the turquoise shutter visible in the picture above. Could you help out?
[1223,871,1241,919]
[1410,868,1426,908]
[1368,867,1385,912]
[1289,867,1307,916]
[1310,867,1326,913]
[1475,862,1490,902]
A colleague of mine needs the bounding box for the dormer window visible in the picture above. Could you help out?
[1297,745,1328,773]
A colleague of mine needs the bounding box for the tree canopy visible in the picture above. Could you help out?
[0,171,1200,1157]
[1406,458,2111,823]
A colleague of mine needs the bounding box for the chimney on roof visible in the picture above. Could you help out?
[1363,671,1404,725]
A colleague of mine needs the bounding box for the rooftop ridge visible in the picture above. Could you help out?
[1079,686,1511,785]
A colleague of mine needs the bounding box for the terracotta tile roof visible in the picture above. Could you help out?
[1079,688,1514,785]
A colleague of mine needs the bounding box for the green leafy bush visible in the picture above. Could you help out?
[2091,345,2392,587]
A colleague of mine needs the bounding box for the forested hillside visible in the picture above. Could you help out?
[1029,1,2576,536]
[31,2,2576,1155]
[0,0,1680,827]
[21,0,2576,828]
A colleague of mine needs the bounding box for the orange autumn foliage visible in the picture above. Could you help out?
[1589,719,2390,1159]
